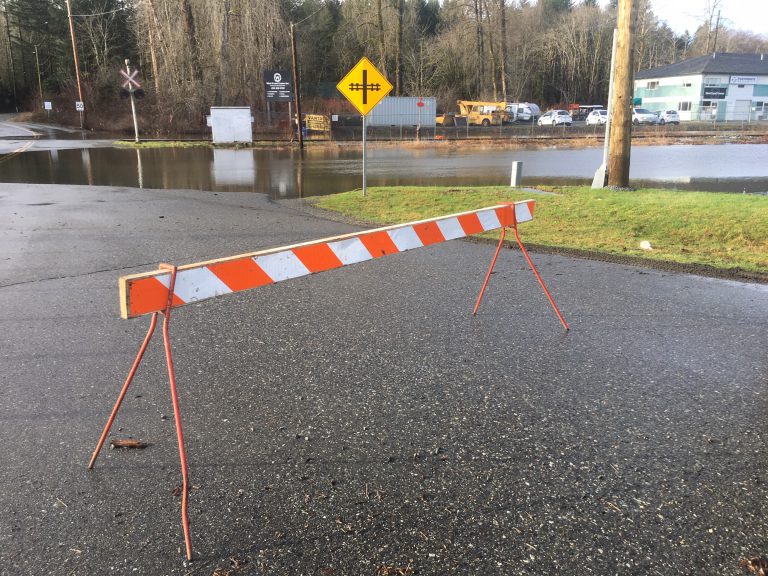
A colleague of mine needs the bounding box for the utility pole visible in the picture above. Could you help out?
[65,0,85,128]
[33,45,43,105]
[290,22,304,150]
[607,0,635,188]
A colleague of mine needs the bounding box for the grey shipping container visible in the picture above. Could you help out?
[366,96,437,127]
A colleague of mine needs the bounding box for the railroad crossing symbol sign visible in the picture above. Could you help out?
[337,57,393,116]
[120,68,141,91]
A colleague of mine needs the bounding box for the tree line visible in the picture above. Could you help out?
[1,0,766,133]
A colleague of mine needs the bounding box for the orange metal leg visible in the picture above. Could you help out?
[88,312,159,470]
[473,227,506,316]
[511,224,569,332]
[158,264,193,562]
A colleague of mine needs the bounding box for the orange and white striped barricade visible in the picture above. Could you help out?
[87,200,568,562]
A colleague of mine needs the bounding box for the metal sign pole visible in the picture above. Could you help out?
[126,60,140,143]
[362,115,367,197]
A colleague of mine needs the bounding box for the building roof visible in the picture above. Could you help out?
[636,53,768,80]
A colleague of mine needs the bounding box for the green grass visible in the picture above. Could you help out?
[312,186,768,273]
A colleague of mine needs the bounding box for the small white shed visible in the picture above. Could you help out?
[206,107,254,144]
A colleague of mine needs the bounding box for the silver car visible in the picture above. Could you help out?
[538,109,572,126]
[657,109,680,125]
[585,109,608,125]
[632,108,659,125]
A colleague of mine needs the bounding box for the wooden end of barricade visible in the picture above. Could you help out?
[87,201,568,562]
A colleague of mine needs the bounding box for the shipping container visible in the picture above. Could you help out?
[366,96,437,127]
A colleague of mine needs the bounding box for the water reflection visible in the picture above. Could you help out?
[211,149,255,187]
[0,143,766,197]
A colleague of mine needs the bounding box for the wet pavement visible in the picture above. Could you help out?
[1,183,767,575]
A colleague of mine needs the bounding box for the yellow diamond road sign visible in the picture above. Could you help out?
[337,57,393,116]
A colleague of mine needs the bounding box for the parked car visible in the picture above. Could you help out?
[632,108,659,125]
[571,105,605,121]
[505,102,541,122]
[585,109,609,125]
[656,109,680,125]
[538,109,572,126]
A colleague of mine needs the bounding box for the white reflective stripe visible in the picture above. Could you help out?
[254,251,310,282]
[477,209,501,231]
[515,202,533,223]
[387,226,423,252]
[327,237,373,266]
[436,217,465,241]
[157,267,232,303]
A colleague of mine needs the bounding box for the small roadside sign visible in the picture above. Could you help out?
[75,101,84,112]
[337,57,392,116]
[44,101,52,111]
[264,70,292,102]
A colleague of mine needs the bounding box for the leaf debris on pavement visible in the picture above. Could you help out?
[110,439,149,449]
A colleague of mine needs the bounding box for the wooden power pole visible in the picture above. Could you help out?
[607,0,635,188]
[290,22,304,151]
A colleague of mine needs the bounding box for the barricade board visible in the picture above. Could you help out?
[120,201,535,319]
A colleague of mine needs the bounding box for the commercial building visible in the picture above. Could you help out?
[634,53,768,121]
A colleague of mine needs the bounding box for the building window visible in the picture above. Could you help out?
[647,81,659,89]
[679,102,692,111]
[704,77,722,86]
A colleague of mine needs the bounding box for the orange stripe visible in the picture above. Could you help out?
[208,258,273,291]
[457,213,484,236]
[358,230,400,258]
[526,201,535,217]
[129,277,184,317]
[495,205,515,227]
[292,244,344,273]
[412,222,446,246]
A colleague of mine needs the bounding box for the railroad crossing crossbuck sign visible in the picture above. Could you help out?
[120,68,141,92]
[337,57,393,116]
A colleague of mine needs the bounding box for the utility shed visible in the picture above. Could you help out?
[367,97,436,127]
[207,107,254,144]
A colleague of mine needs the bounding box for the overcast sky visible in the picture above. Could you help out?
[598,0,767,37]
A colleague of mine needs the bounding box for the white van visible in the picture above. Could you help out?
[505,102,541,122]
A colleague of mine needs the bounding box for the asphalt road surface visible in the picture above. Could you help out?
[1,183,767,575]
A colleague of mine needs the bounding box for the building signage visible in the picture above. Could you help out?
[703,86,727,99]
[305,114,331,132]
[264,70,293,101]
[730,76,757,85]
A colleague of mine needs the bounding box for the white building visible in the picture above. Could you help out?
[634,53,768,122]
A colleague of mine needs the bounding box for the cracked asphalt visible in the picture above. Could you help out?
[1,183,767,575]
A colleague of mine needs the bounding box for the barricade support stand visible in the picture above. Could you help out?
[87,264,194,562]
[473,204,569,332]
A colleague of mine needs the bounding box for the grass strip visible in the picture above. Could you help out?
[311,186,768,274]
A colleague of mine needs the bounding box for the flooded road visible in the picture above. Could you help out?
[0,140,766,197]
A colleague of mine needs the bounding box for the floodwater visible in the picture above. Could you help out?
[0,142,766,197]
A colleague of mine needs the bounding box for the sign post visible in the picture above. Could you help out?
[336,57,393,196]
[264,69,293,139]
[121,59,142,143]
[75,100,84,128]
